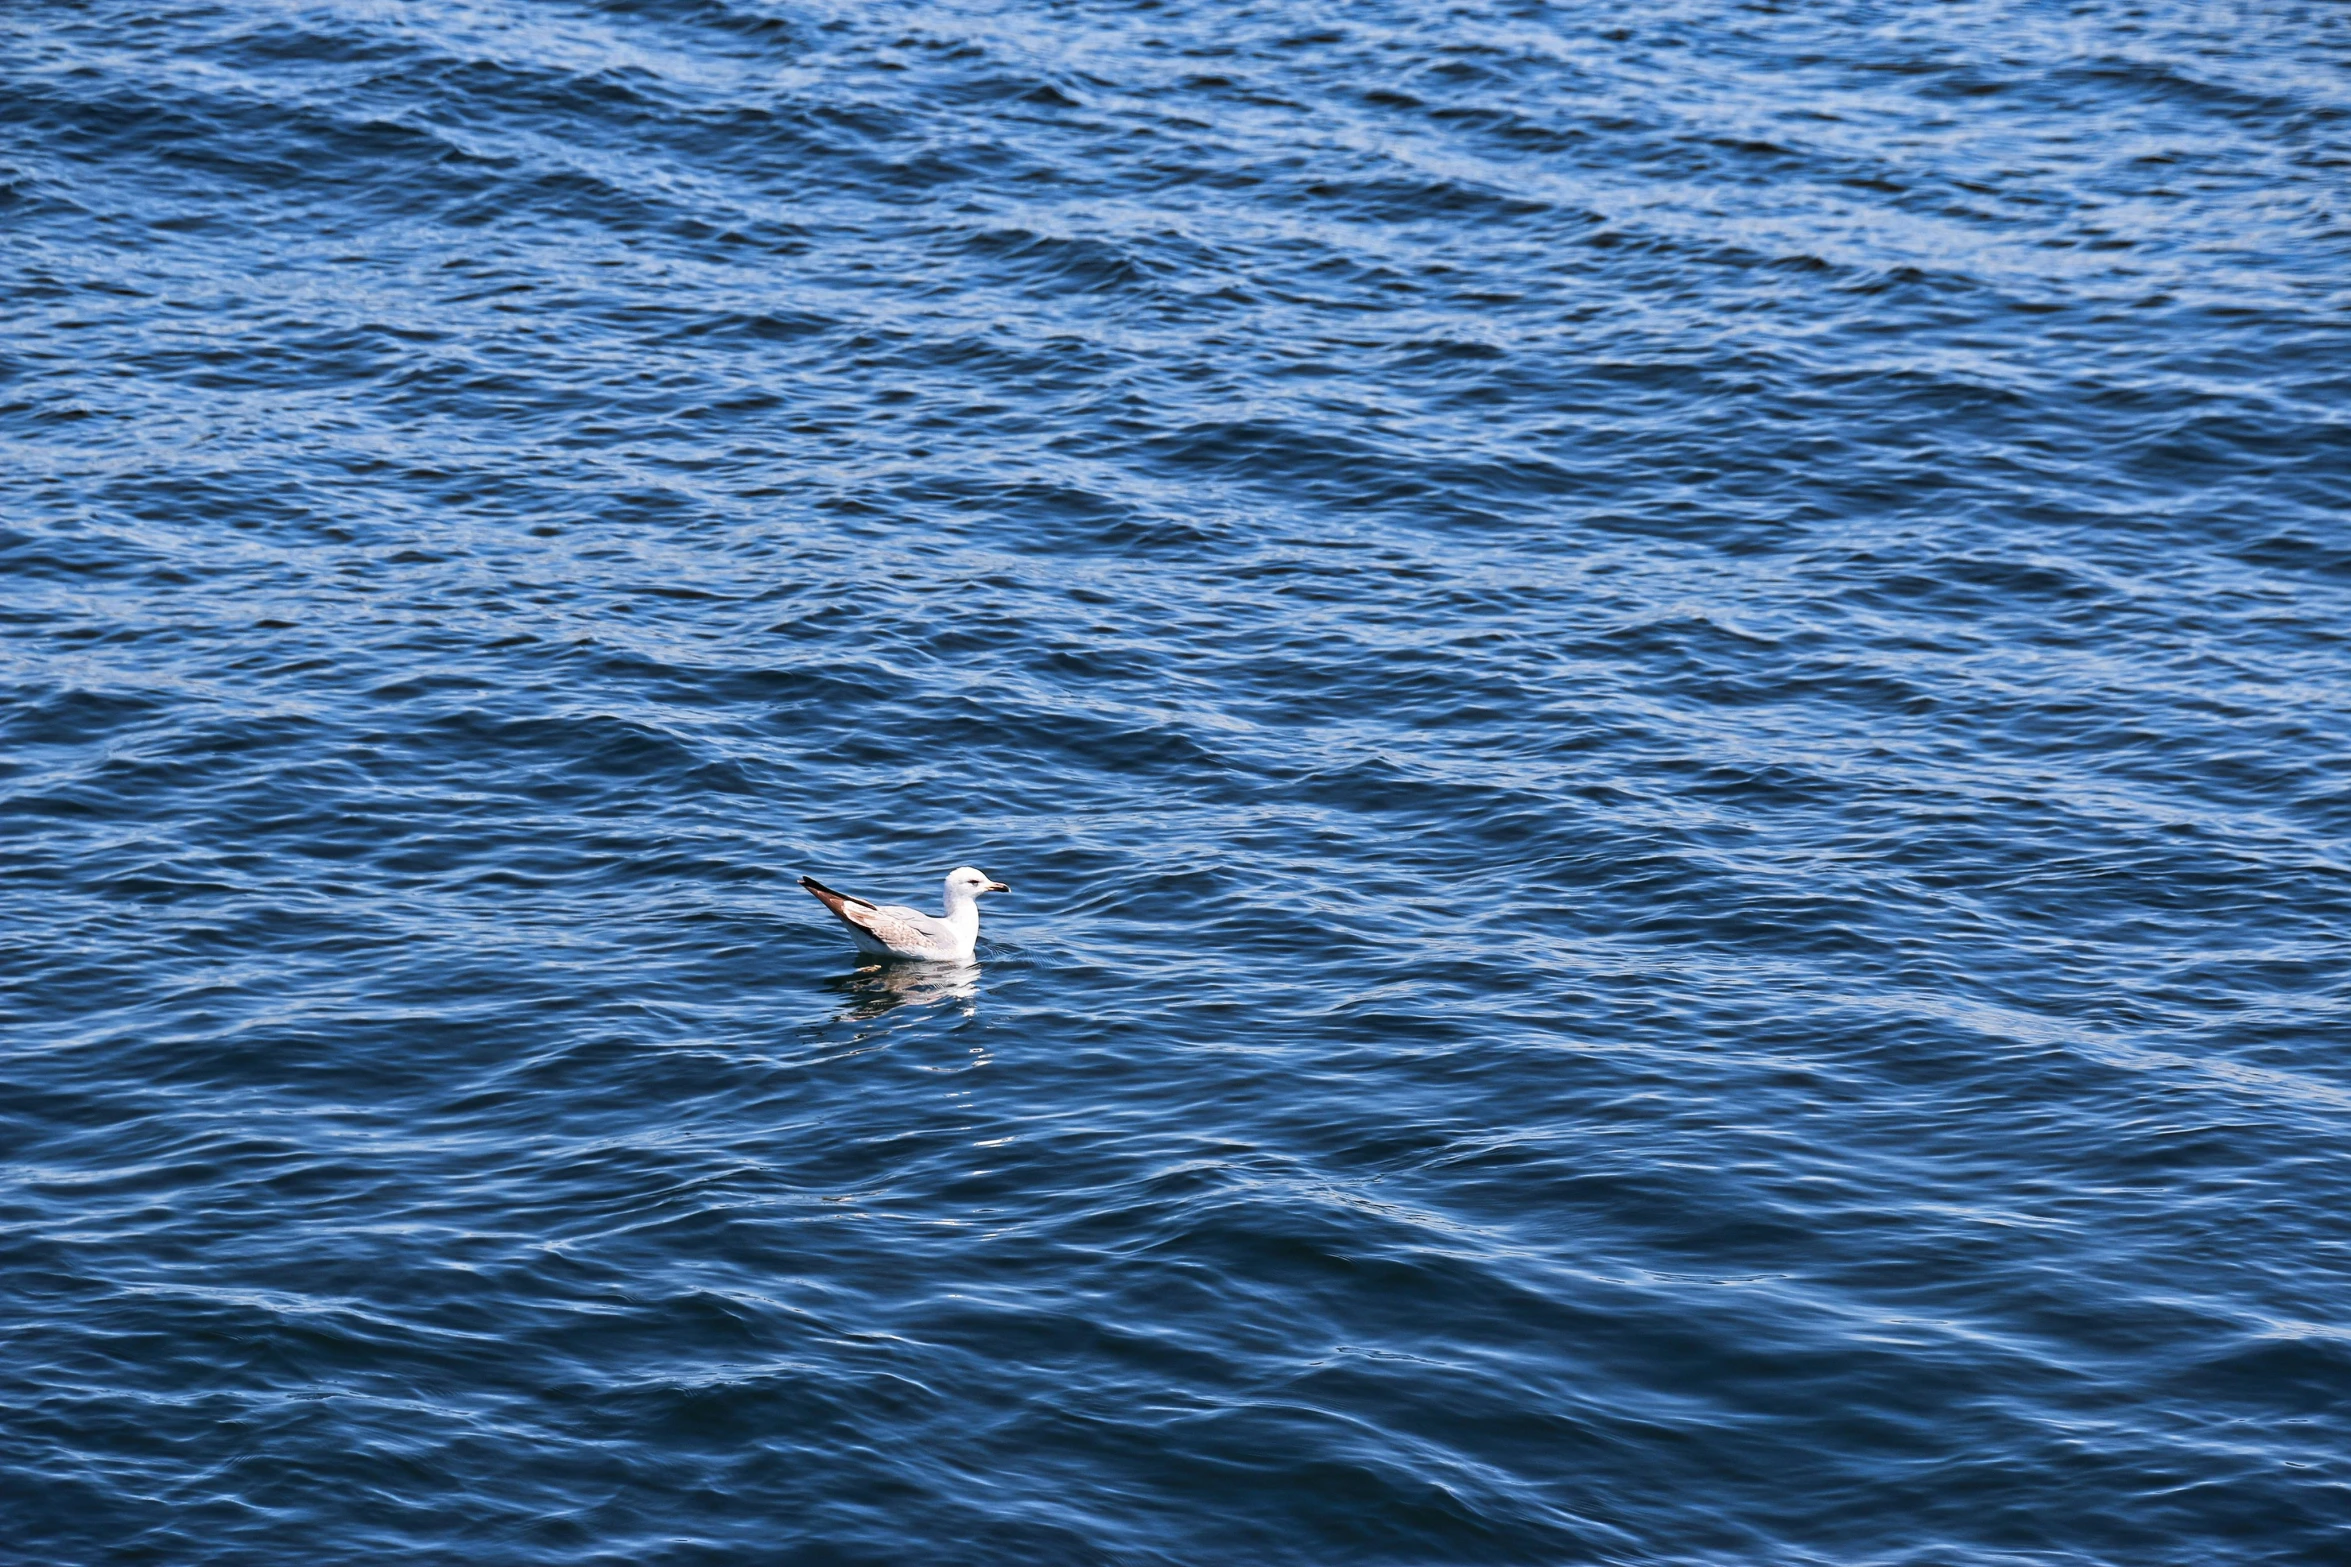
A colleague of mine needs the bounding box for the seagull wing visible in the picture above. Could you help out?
[800,876,940,955]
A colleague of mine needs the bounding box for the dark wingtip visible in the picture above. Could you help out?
[800,875,874,910]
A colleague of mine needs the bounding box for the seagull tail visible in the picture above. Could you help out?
[799,875,874,914]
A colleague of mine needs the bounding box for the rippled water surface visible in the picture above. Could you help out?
[5,1,2349,1561]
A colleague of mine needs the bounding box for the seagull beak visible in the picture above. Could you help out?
[987,880,1009,893]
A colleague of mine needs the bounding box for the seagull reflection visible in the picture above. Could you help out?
[825,959,980,1021]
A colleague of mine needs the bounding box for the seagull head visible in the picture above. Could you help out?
[947,866,1009,897]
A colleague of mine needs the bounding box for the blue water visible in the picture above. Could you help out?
[4,1,2349,1561]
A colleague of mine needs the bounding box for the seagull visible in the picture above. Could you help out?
[799,866,1008,962]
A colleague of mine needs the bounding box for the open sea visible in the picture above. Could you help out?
[3,2,2348,1562]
